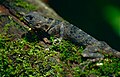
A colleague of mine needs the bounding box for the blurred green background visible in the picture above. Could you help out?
[48,0,120,51]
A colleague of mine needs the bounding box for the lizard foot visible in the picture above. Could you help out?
[53,37,62,45]
[81,46,104,58]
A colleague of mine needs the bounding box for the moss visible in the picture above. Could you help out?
[2,0,37,14]
[0,34,120,76]
[14,0,37,12]
[3,16,16,32]
[0,0,120,77]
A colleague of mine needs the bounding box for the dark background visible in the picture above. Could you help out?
[48,0,120,51]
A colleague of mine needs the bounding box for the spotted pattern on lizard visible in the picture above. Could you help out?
[24,12,120,58]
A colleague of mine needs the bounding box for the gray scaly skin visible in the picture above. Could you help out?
[24,12,120,58]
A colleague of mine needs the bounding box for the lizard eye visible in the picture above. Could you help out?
[25,15,34,21]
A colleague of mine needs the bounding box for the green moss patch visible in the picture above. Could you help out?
[14,0,37,12]
[0,34,120,76]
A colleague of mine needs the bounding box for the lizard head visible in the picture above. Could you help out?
[24,12,50,31]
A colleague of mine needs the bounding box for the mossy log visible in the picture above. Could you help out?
[0,0,62,40]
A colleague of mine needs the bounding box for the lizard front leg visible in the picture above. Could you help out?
[53,23,64,44]
[47,20,64,44]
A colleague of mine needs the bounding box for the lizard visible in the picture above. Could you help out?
[23,12,120,58]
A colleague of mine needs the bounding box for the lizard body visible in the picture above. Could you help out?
[24,12,120,58]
